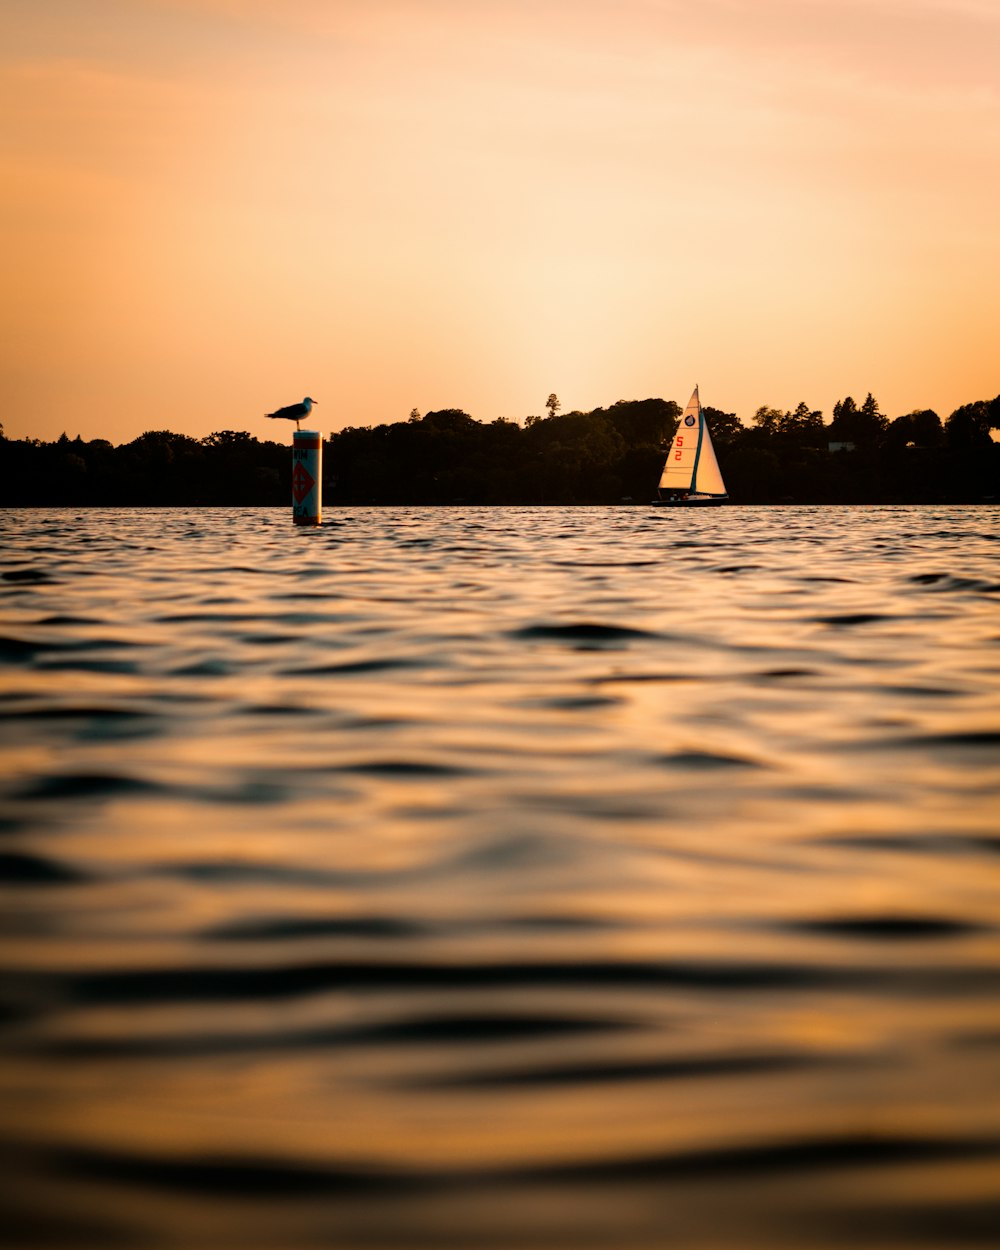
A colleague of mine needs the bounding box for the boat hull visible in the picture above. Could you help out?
[651,495,728,507]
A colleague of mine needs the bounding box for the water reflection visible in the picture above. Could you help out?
[1,505,999,1248]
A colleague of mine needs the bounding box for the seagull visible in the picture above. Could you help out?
[265,396,318,431]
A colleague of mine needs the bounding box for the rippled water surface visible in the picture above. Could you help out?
[2,505,999,1249]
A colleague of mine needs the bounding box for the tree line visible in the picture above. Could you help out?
[1,392,998,506]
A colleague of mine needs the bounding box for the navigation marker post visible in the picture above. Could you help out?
[292,430,322,526]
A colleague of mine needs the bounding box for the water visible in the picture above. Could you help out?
[1,505,998,1250]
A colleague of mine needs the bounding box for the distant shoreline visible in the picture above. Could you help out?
[2,396,997,506]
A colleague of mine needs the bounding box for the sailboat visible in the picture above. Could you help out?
[652,385,728,506]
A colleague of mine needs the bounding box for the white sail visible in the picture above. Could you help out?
[659,387,701,490]
[693,422,726,495]
[655,385,727,501]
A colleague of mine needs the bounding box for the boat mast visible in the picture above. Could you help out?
[689,384,703,492]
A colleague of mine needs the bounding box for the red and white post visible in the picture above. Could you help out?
[292,430,322,526]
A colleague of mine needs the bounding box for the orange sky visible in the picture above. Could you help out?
[2,0,998,444]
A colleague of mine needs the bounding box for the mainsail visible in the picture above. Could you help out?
[657,386,727,498]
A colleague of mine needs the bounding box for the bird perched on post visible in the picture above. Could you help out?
[265,396,318,431]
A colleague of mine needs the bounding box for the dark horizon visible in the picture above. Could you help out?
[2,392,998,507]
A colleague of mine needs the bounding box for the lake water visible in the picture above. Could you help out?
[1,505,999,1250]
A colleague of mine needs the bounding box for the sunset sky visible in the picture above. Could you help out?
[2,0,998,444]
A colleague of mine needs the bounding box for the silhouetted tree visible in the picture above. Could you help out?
[828,396,858,445]
[829,393,886,446]
[942,398,1000,499]
[749,406,783,439]
[946,400,995,450]
[885,410,942,451]
[606,398,680,446]
[782,401,826,447]
[701,407,742,453]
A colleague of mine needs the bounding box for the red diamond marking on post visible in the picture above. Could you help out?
[292,461,315,503]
